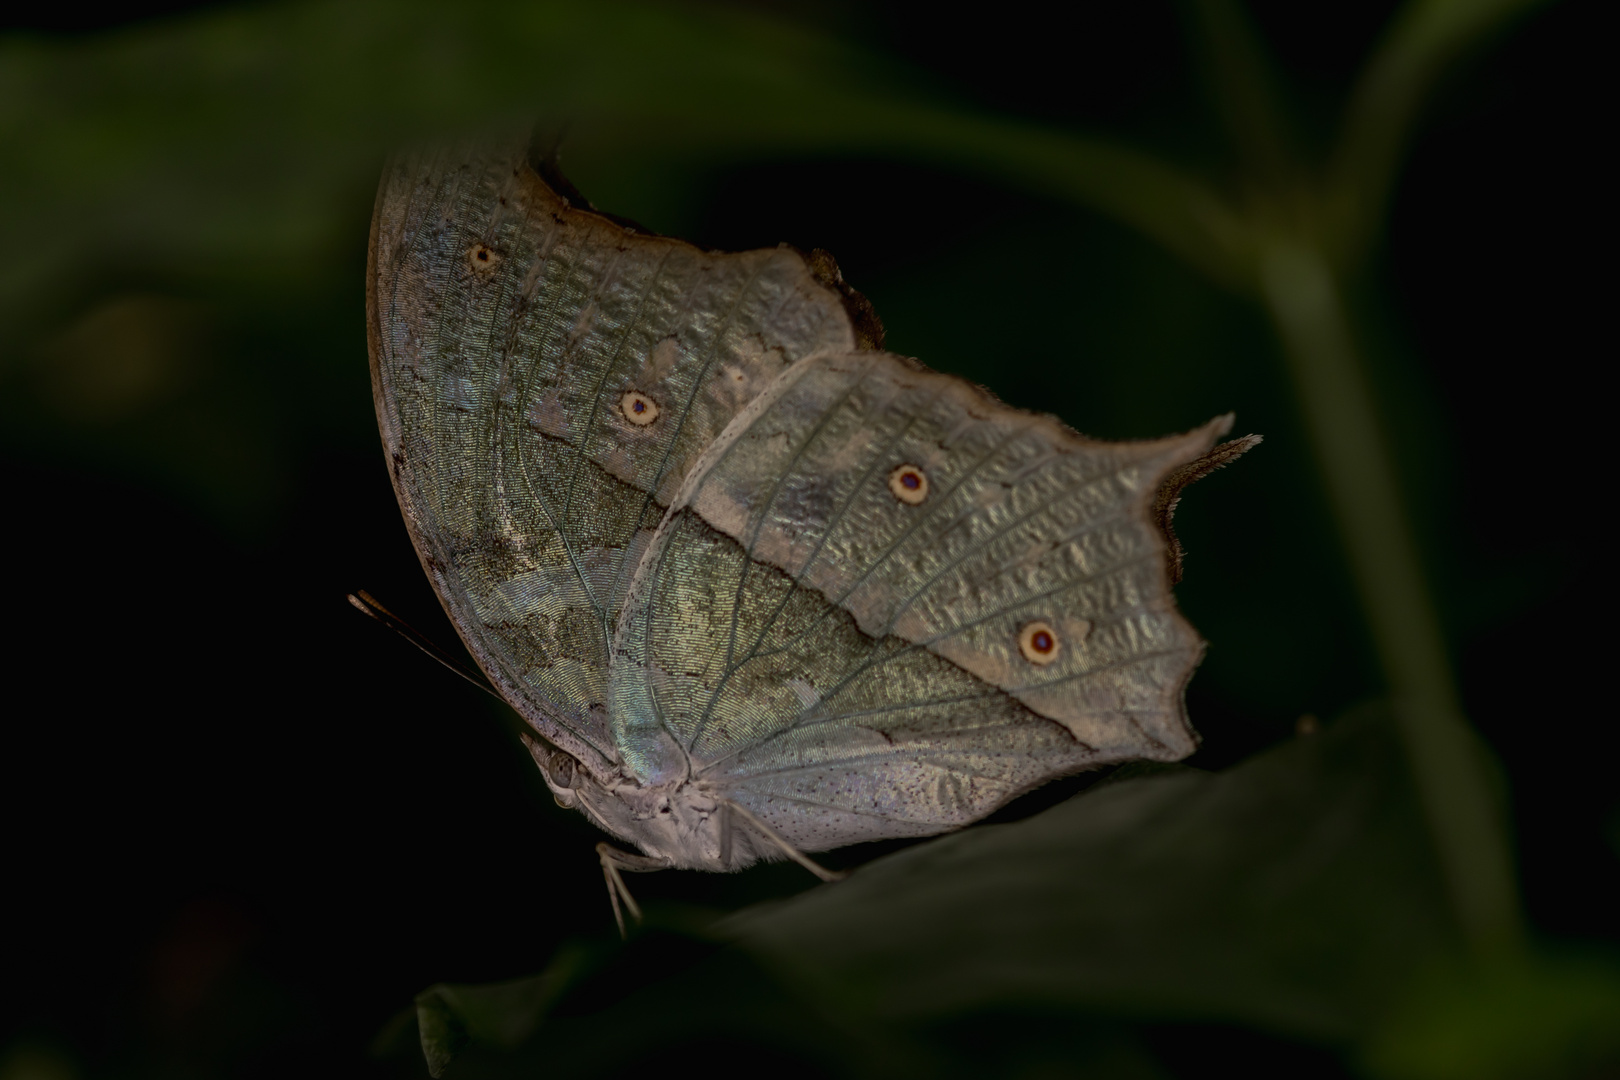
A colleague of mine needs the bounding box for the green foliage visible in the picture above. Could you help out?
[392,707,1618,1079]
[1364,954,1620,1080]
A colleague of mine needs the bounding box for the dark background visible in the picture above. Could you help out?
[2,1,1610,1077]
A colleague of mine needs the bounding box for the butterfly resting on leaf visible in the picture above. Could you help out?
[364,141,1258,934]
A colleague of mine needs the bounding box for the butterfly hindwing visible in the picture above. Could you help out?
[612,350,1228,847]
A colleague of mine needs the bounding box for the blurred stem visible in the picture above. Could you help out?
[1188,0,1295,193]
[1162,0,1534,957]
[1326,0,1552,269]
[917,119,1254,290]
[1258,242,1521,955]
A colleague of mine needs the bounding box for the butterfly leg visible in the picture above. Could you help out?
[596,843,671,939]
[722,801,847,883]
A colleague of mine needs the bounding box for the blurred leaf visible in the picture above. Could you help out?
[407,703,1456,1077]
[416,929,886,1079]
[1362,953,1620,1080]
[1327,0,1553,266]
[33,294,208,422]
[413,943,594,1076]
[1186,0,1297,193]
[0,0,1257,529]
[0,0,1245,356]
[0,1042,79,1080]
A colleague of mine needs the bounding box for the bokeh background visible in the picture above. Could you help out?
[2,1,1613,1078]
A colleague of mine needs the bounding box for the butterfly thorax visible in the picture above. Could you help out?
[526,736,750,871]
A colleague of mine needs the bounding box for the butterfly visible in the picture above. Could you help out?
[365,141,1256,931]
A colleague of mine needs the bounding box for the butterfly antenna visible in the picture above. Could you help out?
[724,801,847,883]
[347,590,501,700]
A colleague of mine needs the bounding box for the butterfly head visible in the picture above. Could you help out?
[528,739,586,810]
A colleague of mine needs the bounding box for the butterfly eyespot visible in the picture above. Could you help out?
[1018,620,1061,665]
[467,243,501,272]
[888,464,929,505]
[620,390,660,426]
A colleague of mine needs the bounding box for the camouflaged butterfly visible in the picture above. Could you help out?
[366,142,1257,930]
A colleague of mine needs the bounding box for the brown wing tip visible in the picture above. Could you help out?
[1154,426,1262,585]
[803,248,886,351]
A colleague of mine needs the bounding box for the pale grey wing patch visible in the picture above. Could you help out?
[368,143,855,767]
[610,349,1226,847]
[711,353,903,691]
[679,351,1227,754]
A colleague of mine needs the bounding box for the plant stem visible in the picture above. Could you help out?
[1259,241,1521,956]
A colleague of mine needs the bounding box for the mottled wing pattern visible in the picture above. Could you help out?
[612,351,1228,849]
[367,145,856,770]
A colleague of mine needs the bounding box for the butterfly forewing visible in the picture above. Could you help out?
[368,144,856,770]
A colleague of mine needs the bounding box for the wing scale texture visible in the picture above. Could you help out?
[369,145,1238,858]
[368,144,856,773]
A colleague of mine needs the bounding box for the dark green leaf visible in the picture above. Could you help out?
[726,701,1453,1039]
[411,704,1458,1077]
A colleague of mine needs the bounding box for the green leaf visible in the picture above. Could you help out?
[414,944,592,1077]
[725,701,1453,1040]
[407,704,1457,1077]
[1363,952,1620,1080]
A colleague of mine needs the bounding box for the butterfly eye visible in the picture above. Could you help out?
[550,751,577,788]
[467,242,501,273]
[887,464,929,505]
[1018,620,1061,665]
[620,390,660,426]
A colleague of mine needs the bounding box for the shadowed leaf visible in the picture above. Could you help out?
[410,704,1459,1077]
